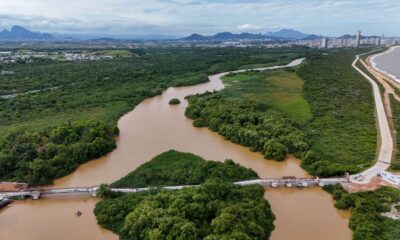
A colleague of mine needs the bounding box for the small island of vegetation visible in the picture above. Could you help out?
[95,150,275,240]
[169,98,181,105]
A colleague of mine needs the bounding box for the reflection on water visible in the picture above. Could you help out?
[0,67,351,240]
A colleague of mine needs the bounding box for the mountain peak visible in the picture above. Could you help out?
[0,25,54,40]
[11,25,28,32]
[265,29,309,39]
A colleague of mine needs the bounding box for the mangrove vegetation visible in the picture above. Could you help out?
[0,47,310,184]
[298,49,377,176]
[95,150,274,240]
[324,185,400,240]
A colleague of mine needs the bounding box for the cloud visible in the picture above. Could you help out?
[0,0,398,36]
[237,24,261,31]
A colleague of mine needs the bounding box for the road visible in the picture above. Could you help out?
[351,53,392,183]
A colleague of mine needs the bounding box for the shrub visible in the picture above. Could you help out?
[169,98,181,105]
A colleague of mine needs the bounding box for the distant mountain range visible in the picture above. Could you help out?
[0,26,175,41]
[0,26,54,40]
[337,34,379,40]
[180,29,320,42]
[0,25,383,42]
[181,32,278,41]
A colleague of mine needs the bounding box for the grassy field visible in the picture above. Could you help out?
[222,69,311,124]
[91,50,134,57]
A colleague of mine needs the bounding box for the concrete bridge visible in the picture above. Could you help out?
[0,176,349,201]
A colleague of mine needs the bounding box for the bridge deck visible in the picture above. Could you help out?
[0,177,350,199]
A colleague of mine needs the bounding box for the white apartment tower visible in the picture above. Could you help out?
[376,37,381,46]
[356,30,361,47]
[320,38,328,48]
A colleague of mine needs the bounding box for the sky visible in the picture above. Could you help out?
[0,0,399,37]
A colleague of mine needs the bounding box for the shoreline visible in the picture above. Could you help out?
[369,46,400,84]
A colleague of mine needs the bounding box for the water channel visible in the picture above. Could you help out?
[0,60,352,240]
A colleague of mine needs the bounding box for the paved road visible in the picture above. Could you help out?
[351,53,392,183]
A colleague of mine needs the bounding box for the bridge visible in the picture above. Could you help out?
[0,176,349,201]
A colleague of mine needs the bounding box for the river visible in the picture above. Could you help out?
[0,59,352,240]
[371,46,400,83]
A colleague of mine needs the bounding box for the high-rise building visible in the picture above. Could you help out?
[356,30,361,47]
[376,37,381,46]
[320,37,328,48]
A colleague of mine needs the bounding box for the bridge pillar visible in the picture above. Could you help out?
[31,192,40,200]
[91,190,97,197]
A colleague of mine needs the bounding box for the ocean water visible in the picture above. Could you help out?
[371,46,400,83]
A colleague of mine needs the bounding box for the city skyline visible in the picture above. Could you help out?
[0,0,399,37]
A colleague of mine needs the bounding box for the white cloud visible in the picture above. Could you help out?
[237,24,261,31]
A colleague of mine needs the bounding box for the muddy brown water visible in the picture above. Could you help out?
[0,66,352,240]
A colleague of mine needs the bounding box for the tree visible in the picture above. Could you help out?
[263,139,288,161]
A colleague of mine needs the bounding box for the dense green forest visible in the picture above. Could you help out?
[0,121,117,184]
[186,94,308,161]
[95,151,274,239]
[324,185,400,240]
[0,47,312,184]
[298,49,377,176]
[112,150,258,188]
[390,95,400,171]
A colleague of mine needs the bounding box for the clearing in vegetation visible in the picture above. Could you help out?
[221,68,311,123]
